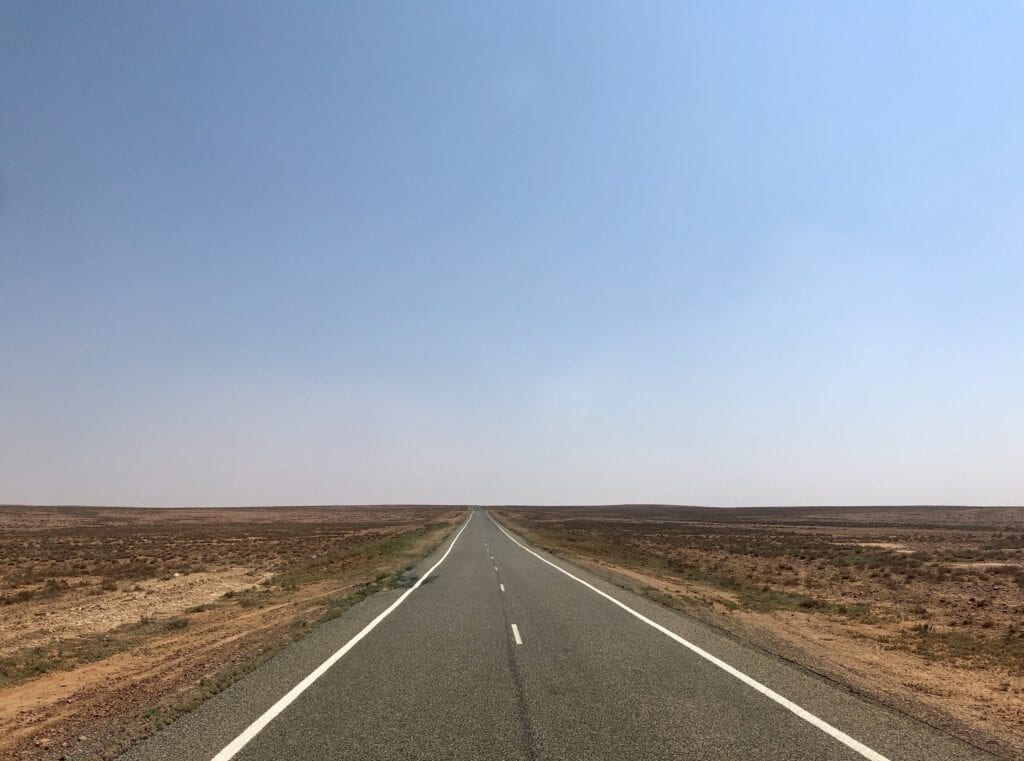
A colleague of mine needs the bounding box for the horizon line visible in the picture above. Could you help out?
[2,502,1021,510]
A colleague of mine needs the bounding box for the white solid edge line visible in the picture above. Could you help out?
[511,623,523,645]
[488,514,890,761]
[209,512,474,761]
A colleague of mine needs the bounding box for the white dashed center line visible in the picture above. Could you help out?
[500,583,505,592]
[511,624,523,645]
[488,513,890,761]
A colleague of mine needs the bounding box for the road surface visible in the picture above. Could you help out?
[122,509,995,761]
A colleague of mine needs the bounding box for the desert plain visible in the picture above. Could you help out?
[494,505,1024,758]
[3,503,1023,759]
[0,505,462,760]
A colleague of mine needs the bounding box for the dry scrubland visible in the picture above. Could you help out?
[0,505,463,761]
[494,505,1024,759]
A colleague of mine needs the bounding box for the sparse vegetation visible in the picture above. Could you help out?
[494,505,1024,667]
[0,504,463,761]
[494,505,1024,757]
[0,616,192,686]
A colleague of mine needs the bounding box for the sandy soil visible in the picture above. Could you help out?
[495,505,1024,759]
[578,556,1022,757]
[3,577,351,755]
[0,569,271,658]
[0,504,463,760]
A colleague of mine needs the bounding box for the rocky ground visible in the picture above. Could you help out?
[494,505,1024,759]
[0,505,463,760]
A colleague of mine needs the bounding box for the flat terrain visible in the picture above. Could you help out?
[121,510,992,761]
[6,504,1020,761]
[0,505,463,760]
[493,505,1024,758]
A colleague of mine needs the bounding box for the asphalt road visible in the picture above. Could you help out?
[122,509,996,761]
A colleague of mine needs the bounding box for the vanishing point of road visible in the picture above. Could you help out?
[122,509,995,761]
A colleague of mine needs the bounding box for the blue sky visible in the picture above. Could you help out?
[2,2,1022,506]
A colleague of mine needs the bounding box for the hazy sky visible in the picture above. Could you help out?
[2,2,1022,506]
